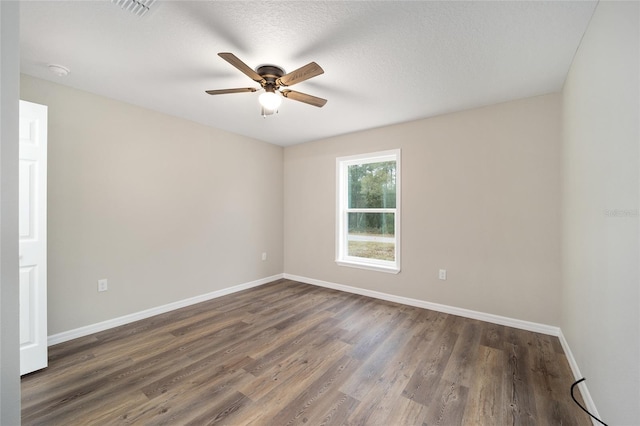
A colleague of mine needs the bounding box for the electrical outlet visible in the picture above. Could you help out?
[98,279,108,292]
[262,252,267,261]
[438,269,447,280]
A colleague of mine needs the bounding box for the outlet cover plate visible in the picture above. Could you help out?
[98,279,108,292]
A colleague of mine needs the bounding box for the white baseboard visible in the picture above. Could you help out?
[558,330,601,426]
[47,274,284,346]
[283,273,560,336]
[48,272,558,345]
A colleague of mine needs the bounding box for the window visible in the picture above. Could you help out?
[336,149,400,273]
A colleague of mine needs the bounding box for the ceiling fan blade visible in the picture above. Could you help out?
[218,52,265,84]
[205,87,257,95]
[277,62,324,87]
[281,90,327,108]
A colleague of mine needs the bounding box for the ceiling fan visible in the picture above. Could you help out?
[206,52,327,116]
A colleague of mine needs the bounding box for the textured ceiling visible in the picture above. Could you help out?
[20,1,597,146]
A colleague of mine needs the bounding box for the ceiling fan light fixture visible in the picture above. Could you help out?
[206,52,326,115]
[258,89,282,112]
[260,106,276,117]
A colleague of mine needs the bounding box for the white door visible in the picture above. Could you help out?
[19,100,48,375]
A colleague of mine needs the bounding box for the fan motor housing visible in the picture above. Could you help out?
[256,65,284,78]
[256,65,284,88]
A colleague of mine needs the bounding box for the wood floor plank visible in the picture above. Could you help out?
[461,345,505,425]
[240,339,350,403]
[442,319,483,388]
[401,318,459,405]
[139,348,251,400]
[502,328,540,425]
[315,392,360,426]
[340,314,414,401]
[21,279,592,425]
[118,368,255,425]
[21,353,136,416]
[267,355,360,425]
[23,351,193,425]
[241,312,339,374]
[184,391,253,426]
[423,379,470,426]
[341,328,418,424]
[480,321,506,350]
[238,355,360,426]
[36,390,151,426]
[383,397,430,426]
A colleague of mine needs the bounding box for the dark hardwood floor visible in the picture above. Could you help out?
[21,279,590,425]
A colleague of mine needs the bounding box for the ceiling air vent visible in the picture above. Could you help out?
[111,0,156,18]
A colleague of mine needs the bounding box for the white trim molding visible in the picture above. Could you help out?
[284,273,560,336]
[558,330,601,426]
[48,274,284,346]
[335,149,401,274]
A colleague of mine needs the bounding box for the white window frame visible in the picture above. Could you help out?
[336,149,401,274]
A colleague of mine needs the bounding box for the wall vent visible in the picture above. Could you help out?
[111,0,156,18]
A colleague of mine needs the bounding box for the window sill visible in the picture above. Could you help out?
[336,260,400,274]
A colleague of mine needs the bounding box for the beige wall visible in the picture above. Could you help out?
[284,94,562,325]
[21,75,284,335]
[562,1,639,423]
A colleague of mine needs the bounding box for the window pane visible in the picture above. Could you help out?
[348,212,395,236]
[347,212,395,261]
[348,241,395,261]
[348,161,396,208]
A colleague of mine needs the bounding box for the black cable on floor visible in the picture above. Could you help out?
[571,378,607,426]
